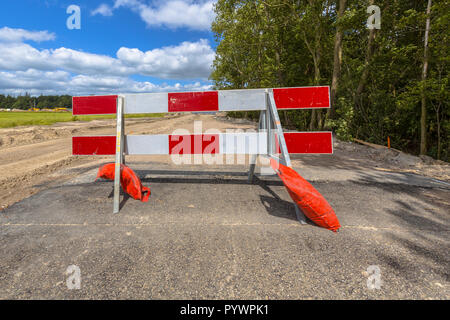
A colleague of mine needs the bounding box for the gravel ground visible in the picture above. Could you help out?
[0,114,448,299]
[0,160,448,299]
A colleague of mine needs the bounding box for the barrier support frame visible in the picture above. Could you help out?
[248,90,307,224]
[113,96,125,214]
[72,87,332,219]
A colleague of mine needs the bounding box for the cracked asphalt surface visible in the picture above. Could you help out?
[0,156,449,299]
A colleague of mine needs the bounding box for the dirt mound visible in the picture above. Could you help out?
[0,114,256,210]
[0,118,161,149]
[335,139,450,182]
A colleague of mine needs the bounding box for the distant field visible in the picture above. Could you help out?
[0,112,164,128]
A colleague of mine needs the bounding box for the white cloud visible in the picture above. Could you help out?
[0,69,213,96]
[0,27,55,43]
[113,0,141,8]
[117,39,215,78]
[0,40,214,79]
[0,27,215,96]
[91,3,114,16]
[113,0,216,31]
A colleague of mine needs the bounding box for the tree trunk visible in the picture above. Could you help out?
[275,49,284,86]
[420,0,432,155]
[283,111,290,127]
[354,37,375,109]
[309,63,321,130]
[308,49,321,130]
[436,107,441,160]
[309,110,317,131]
[327,0,347,119]
[354,0,376,112]
[317,110,324,129]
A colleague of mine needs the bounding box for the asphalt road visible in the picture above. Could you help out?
[0,156,449,299]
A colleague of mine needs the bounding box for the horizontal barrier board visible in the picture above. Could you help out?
[283,132,333,154]
[273,87,330,109]
[168,92,219,112]
[73,132,332,155]
[218,89,266,111]
[72,136,116,155]
[73,95,117,115]
[73,87,330,115]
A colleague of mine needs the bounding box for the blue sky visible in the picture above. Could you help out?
[0,0,217,96]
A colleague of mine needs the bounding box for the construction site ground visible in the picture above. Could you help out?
[0,114,448,299]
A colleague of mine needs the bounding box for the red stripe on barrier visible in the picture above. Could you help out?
[72,136,116,155]
[274,87,330,109]
[169,134,219,154]
[168,91,218,112]
[73,95,117,115]
[284,132,332,154]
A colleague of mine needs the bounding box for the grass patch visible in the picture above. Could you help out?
[0,112,164,128]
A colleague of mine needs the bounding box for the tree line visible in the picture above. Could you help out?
[210,0,449,161]
[0,94,72,110]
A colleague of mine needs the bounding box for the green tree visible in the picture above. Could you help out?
[12,94,32,110]
[211,0,449,161]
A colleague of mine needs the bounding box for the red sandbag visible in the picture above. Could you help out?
[96,163,115,180]
[270,159,340,232]
[96,163,151,202]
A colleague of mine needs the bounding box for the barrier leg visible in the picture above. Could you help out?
[294,204,308,225]
[266,91,272,156]
[267,90,291,167]
[113,96,124,214]
[123,114,126,166]
[248,157,257,183]
[267,91,309,224]
[248,111,265,182]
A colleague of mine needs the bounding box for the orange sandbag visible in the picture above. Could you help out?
[270,159,340,232]
[96,163,151,202]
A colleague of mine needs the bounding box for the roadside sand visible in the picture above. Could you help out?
[0,113,448,210]
[0,114,255,210]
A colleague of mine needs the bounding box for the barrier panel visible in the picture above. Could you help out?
[73,132,332,155]
[72,87,333,218]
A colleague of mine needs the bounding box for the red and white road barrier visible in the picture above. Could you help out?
[71,86,333,214]
[73,86,330,115]
[72,87,333,156]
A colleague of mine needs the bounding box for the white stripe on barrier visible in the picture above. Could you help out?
[125,135,169,155]
[217,89,266,111]
[219,132,267,154]
[124,93,169,114]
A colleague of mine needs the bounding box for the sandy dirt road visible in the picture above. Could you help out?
[0,114,259,210]
[0,113,449,299]
[1,113,448,211]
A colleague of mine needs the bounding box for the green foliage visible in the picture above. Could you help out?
[211,0,449,161]
[0,112,163,128]
[0,94,73,110]
[326,97,354,141]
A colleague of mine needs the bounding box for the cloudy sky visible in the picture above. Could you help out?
[0,0,217,96]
